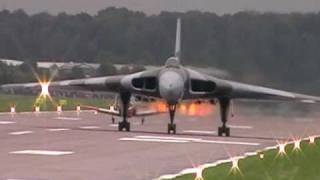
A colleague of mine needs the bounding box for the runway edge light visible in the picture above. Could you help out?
[309,136,316,144]
[10,106,16,113]
[57,105,62,113]
[293,138,302,151]
[76,105,81,112]
[194,166,204,180]
[34,106,40,113]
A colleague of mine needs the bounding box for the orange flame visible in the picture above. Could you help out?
[178,103,214,117]
[149,101,215,117]
[150,101,168,113]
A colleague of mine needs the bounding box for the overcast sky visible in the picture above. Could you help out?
[1,0,320,15]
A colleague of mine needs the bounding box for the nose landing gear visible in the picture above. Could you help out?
[167,104,177,134]
[118,92,131,132]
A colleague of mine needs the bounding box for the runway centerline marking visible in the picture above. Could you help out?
[183,130,216,134]
[0,121,16,124]
[10,150,74,156]
[54,117,81,121]
[46,128,70,132]
[9,131,33,135]
[229,125,253,129]
[120,135,260,146]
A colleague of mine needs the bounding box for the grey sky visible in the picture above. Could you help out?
[1,0,320,15]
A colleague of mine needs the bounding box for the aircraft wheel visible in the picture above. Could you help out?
[218,127,223,136]
[218,127,230,137]
[168,123,176,134]
[126,123,131,132]
[118,121,130,132]
[225,127,230,137]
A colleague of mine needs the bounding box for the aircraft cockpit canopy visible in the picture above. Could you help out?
[165,57,180,68]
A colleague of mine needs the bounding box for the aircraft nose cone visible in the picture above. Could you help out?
[159,71,184,104]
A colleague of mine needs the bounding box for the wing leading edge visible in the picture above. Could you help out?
[219,79,320,104]
[1,75,125,92]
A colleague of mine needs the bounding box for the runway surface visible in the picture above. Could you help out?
[0,109,319,180]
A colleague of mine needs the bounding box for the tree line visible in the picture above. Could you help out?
[1,8,320,93]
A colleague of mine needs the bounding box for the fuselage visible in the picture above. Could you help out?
[158,67,186,105]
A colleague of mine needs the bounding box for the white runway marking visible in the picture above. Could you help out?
[54,117,81,121]
[136,136,200,141]
[10,150,74,156]
[109,123,141,127]
[121,135,260,146]
[294,118,313,122]
[120,138,189,143]
[79,126,100,129]
[9,131,33,135]
[0,121,16,124]
[229,125,253,129]
[183,130,216,134]
[195,139,260,146]
[46,128,70,132]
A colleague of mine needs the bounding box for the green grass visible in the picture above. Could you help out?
[171,139,320,180]
[0,93,109,112]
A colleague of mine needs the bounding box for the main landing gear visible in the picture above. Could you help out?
[111,116,115,124]
[218,98,231,137]
[167,104,177,134]
[118,92,131,132]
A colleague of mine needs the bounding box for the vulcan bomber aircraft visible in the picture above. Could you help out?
[3,18,320,136]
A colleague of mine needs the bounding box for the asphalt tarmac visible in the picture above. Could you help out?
[0,108,318,180]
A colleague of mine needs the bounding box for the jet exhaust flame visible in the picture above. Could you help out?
[181,103,214,117]
[149,101,215,117]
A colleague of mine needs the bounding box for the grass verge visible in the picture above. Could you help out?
[0,93,109,112]
[171,138,320,180]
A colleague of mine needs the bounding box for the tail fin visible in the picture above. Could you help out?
[174,18,181,61]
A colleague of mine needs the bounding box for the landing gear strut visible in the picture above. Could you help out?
[218,98,230,137]
[168,104,177,134]
[111,116,115,124]
[118,92,131,132]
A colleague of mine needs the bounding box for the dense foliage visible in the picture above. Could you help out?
[1,8,320,93]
